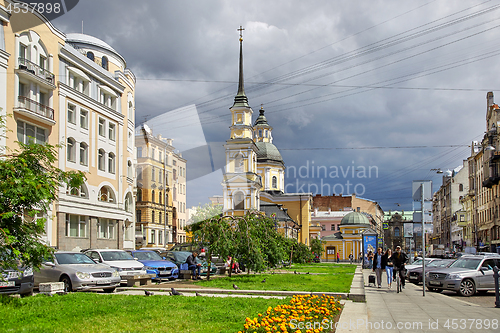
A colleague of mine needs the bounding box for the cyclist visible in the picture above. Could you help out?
[392,246,408,289]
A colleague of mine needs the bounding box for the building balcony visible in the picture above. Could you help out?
[14,96,55,126]
[16,58,56,90]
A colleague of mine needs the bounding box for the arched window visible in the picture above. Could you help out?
[101,56,108,70]
[234,192,244,210]
[79,142,88,166]
[235,153,244,172]
[67,138,76,162]
[108,152,115,174]
[151,190,155,203]
[98,186,115,203]
[68,183,88,198]
[272,176,277,188]
[86,51,94,61]
[124,193,133,212]
[394,227,400,237]
[128,101,133,120]
[98,149,105,171]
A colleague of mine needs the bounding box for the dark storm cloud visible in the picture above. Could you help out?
[53,0,500,210]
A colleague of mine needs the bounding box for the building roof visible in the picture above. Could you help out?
[340,212,370,226]
[66,33,126,65]
[255,142,284,164]
[254,108,271,128]
[259,202,296,224]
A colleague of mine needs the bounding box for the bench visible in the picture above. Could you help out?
[122,274,156,287]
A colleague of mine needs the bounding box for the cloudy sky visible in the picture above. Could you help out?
[52,0,500,211]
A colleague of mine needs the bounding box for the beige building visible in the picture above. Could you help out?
[1,2,136,250]
[135,125,187,248]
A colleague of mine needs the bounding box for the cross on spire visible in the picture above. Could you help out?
[237,26,245,40]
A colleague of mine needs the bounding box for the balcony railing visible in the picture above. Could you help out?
[17,96,54,121]
[18,58,55,85]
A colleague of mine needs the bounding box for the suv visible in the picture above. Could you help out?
[425,254,500,296]
[84,249,146,282]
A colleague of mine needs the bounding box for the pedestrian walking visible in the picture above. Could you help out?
[372,248,384,288]
[367,250,374,269]
[349,253,353,264]
[336,252,340,263]
[383,249,393,289]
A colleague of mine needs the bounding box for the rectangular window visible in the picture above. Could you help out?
[19,43,27,60]
[16,120,46,144]
[66,214,87,238]
[98,219,115,239]
[80,110,88,129]
[98,118,105,137]
[67,104,76,124]
[137,147,142,158]
[152,167,156,182]
[331,225,335,231]
[18,82,27,97]
[158,230,163,245]
[151,148,156,160]
[108,123,115,141]
[159,152,163,164]
[136,210,141,222]
[150,229,155,244]
[39,92,47,106]
[39,55,46,70]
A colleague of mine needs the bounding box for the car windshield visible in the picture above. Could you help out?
[449,258,481,270]
[134,251,163,261]
[427,261,443,267]
[101,251,133,261]
[55,253,95,265]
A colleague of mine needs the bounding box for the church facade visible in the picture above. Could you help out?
[221,30,311,244]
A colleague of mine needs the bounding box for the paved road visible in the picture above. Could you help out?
[406,282,499,308]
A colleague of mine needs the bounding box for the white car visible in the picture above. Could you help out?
[84,249,146,282]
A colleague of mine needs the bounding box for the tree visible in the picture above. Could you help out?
[0,117,85,271]
[190,203,223,224]
[310,237,326,258]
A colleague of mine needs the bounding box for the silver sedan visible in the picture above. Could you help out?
[34,252,121,293]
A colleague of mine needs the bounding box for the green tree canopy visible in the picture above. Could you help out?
[0,119,85,270]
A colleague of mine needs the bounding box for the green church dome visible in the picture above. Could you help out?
[255,142,284,164]
[340,212,370,226]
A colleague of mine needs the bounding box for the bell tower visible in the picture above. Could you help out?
[222,27,262,215]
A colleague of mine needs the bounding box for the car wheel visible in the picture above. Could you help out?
[458,279,476,297]
[103,288,115,293]
[60,276,72,293]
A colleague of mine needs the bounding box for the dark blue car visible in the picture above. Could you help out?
[130,250,179,280]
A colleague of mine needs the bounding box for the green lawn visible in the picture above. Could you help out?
[196,264,355,293]
[0,293,287,333]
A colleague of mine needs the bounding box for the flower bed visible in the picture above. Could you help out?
[238,294,343,333]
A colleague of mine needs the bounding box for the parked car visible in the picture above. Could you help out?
[0,266,34,297]
[162,251,217,275]
[405,257,440,271]
[34,252,120,293]
[425,254,500,296]
[84,249,146,282]
[407,259,455,284]
[130,250,179,281]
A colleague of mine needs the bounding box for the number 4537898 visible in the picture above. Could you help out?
[6,2,61,14]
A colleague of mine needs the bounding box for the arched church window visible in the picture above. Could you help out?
[235,153,244,172]
[272,176,277,188]
[234,192,244,210]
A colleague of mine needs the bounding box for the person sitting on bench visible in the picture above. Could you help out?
[186,251,202,280]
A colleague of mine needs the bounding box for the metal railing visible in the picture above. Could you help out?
[17,96,54,121]
[18,58,55,85]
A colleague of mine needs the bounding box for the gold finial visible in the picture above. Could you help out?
[260,104,264,109]
[237,25,245,41]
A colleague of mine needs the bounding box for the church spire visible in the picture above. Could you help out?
[233,26,249,107]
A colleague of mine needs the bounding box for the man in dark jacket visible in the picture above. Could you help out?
[186,251,202,280]
[392,246,408,288]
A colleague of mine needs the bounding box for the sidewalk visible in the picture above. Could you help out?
[338,268,499,333]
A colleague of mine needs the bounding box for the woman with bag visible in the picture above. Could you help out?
[383,249,394,289]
